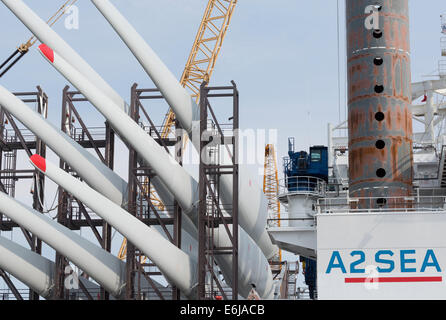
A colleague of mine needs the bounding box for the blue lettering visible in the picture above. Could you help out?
[326,251,346,274]
[420,249,441,272]
[350,251,365,273]
[375,250,394,273]
[326,249,441,275]
[400,250,417,272]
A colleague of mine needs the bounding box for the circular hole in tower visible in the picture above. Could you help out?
[374,85,384,93]
[376,168,386,178]
[375,111,385,121]
[373,30,383,38]
[375,140,385,149]
[374,57,383,66]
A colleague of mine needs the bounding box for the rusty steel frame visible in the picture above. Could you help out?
[53,86,114,300]
[0,268,23,300]
[125,84,183,300]
[198,81,239,300]
[0,83,238,300]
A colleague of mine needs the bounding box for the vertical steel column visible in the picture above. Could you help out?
[172,119,183,300]
[0,106,4,225]
[100,121,114,301]
[346,0,413,206]
[128,84,183,300]
[126,84,138,300]
[232,82,239,299]
[197,82,239,300]
[53,86,71,300]
[197,85,208,299]
[29,86,48,300]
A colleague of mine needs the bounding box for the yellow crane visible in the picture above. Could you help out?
[0,0,78,77]
[161,0,238,138]
[118,0,238,261]
[263,144,281,261]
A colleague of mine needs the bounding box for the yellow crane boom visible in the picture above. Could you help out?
[263,144,281,261]
[263,144,281,226]
[161,0,237,138]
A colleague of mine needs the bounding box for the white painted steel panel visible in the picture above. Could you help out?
[317,212,446,300]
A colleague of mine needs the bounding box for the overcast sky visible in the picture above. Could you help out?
[0,0,445,292]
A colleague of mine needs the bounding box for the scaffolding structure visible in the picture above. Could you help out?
[0,81,241,300]
[124,84,182,300]
[53,86,115,300]
[198,81,239,300]
[52,85,183,300]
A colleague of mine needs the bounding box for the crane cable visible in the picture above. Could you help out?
[337,0,341,125]
[0,0,78,78]
[19,0,78,53]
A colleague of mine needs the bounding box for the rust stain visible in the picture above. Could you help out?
[349,135,412,146]
[385,105,393,131]
[392,20,400,49]
[349,107,367,136]
[382,62,388,90]
[349,145,388,181]
[368,103,375,129]
[395,104,403,132]
[391,136,402,179]
[400,21,410,52]
[383,18,392,46]
[377,103,384,131]
[404,106,413,138]
[348,61,371,99]
[348,92,410,105]
[348,51,410,63]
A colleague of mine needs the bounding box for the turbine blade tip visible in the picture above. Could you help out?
[38,44,54,63]
[30,154,46,172]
